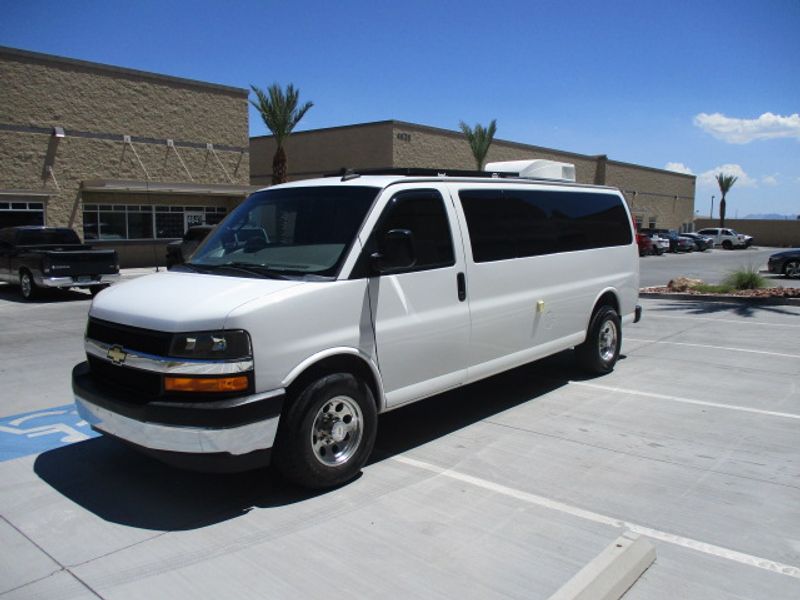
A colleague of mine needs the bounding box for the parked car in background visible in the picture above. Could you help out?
[645,232,669,255]
[166,225,214,268]
[767,248,800,278]
[696,227,749,249]
[651,230,694,253]
[0,226,119,299]
[681,232,714,251]
[636,232,655,256]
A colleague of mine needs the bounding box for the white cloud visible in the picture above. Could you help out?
[665,162,693,174]
[694,112,800,144]
[762,174,779,186]
[696,164,758,188]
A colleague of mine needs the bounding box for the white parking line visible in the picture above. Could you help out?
[570,381,800,420]
[643,314,800,328]
[394,456,800,580]
[625,338,800,360]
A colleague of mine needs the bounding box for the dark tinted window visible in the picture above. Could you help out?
[367,189,455,272]
[16,228,81,245]
[459,189,632,262]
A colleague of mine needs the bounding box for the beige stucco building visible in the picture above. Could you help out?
[251,120,696,231]
[0,46,254,266]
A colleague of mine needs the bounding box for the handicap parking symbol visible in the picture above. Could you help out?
[0,404,99,462]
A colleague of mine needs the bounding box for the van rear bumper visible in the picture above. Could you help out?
[72,362,283,457]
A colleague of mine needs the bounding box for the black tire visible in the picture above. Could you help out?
[576,305,621,375]
[90,284,109,297]
[784,260,800,279]
[722,240,733,250]
[273,373,377,489]
[19,270,38,300]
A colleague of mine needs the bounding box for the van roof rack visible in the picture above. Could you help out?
[326,167,519,181]
[327,160,577,183]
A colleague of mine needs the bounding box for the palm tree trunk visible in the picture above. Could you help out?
[719,196,726,228]
[272,145,288,185]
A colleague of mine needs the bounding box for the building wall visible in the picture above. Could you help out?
[605,161,696,231]
[0,47,250,242]
[694,218,800,247]
[250,121,394,186]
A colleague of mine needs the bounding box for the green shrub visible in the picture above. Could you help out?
[723,266,766,290]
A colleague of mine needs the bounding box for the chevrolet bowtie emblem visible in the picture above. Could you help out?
[107,345,127,365]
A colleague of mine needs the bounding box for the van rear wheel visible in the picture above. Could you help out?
[273,373,377,489]
[576,305,621,374]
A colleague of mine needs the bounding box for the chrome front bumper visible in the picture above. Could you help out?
[75,394,280,456]
[38,273,120,288]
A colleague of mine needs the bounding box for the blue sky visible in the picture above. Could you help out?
[2,0,798,216]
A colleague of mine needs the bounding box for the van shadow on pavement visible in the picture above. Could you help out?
[34,351,589,531]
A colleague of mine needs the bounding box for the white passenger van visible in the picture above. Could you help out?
[73,160,641,488]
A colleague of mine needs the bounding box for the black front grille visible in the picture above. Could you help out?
[87,355,162,400]
[87,317,172,356]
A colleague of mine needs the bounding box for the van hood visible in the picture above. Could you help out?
[90,271,303,332]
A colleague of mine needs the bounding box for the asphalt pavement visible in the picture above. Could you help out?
[639,246,800,288]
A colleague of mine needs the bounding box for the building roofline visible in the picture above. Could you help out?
[251,119,696,180]
[249,119,397,140]
[0,46,249,97]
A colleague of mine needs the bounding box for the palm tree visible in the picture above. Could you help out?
[459,119,497,170]
[715,172,738,227]
[250,83,313,184]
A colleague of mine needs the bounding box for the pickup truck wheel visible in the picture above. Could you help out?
[576,305,621,375]
[784,260,800,279]
[19,271,38,300]
[273,373,377,489]
[722,240,733,250]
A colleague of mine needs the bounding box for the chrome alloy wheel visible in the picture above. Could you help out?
[785,261,800,279]
[310,395,364,466]
[598,319,618,363]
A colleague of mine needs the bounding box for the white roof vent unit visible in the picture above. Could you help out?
[485,159,577,182]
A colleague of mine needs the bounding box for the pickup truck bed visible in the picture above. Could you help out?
[0,226,120,299]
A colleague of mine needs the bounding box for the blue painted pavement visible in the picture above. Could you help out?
[0,404,99,462]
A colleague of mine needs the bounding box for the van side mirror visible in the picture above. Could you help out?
[370,229,416,274]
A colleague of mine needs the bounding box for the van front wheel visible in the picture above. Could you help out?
[576,306,621,374]
[273,373,377,489]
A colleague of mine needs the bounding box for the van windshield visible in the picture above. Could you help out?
[189,186,378,278]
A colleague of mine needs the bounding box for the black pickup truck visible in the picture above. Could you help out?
[0,226,119,300]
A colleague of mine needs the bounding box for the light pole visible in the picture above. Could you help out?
[710,195,715,219]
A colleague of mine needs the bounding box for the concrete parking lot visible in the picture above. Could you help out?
[1,272,799,598]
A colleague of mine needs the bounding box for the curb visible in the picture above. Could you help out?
[548,531,656,600]
[639,291,800,306]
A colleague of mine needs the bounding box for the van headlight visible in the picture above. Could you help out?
[168,330,252,360]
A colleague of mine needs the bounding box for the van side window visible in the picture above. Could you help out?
[355,189,455,276]
[459,189,632,263]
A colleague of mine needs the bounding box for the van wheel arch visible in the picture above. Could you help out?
[576,293,622,374]
[286,354,382,413]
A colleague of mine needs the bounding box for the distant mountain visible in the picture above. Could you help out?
[742,213,799,220]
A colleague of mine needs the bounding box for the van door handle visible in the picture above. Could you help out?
[457,272,466,302]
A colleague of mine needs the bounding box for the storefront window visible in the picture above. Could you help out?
[82,203,228,240]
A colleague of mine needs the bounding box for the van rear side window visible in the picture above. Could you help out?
[458,189,632,262]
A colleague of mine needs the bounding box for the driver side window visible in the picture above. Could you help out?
[374,189,455,271]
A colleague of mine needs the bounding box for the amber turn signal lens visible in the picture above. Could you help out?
[164,376,248,393]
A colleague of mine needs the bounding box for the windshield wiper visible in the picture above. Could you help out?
[190,262,292,280]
